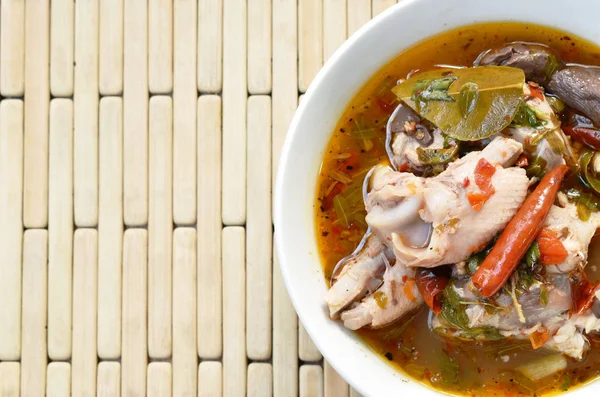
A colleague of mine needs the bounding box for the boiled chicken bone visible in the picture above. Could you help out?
[340,254,423,330]
[366,137,529,268]
[325,232,394,318]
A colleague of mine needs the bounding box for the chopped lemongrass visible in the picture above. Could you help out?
[332,152,352,160]
[358,138,374,151]
[324,181,339,197]
[510,276,526,324]
[328,169,352,184]
[333,195,351,227]
[516,354,567,381]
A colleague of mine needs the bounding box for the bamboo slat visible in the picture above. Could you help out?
[123,0,148,226]
[300,365,324,397]
[47,99,74,361]
[74,0,100,227]
[23,0,50,228]
[348,0,371,35]
[372,0,397,16]
[147,363,172,397]
[148,96,173,359]
[99,0,123,95]
[122,230,148,397]
[50,0,73,97]
[173,228,198,397]
[299,323,322,362]
[324,361,349,397]
[198,362,223,397]
[97,362,121,397]
[246,96,272,361]
[72,229,98,396]
[197,95,223,360]
[247,363,272,397]
[222,227,247,397]
[248,0,272,94]
[0,0,25,96]
[323,0,347,61]
[0,362,20,397]
[273,242,299,397]
[21,230,48,397]
[98,97,124,360]
[173,0,198,225]
[197,0,222,92]
[272,0,299,392]
[0,100,23,361]
[47,358,71,397]
[222,0,248,225]
[271,0,298,185]
[149,0,173,93]
[298,0,322,92]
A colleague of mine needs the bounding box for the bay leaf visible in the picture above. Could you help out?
[393,66,525,141]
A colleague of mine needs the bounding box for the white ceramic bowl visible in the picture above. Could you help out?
[274,0,600,395]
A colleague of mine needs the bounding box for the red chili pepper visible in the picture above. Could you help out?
[415,268,449,315]
[571,270,600,314]
[339,152,360,170]
[398,162,410,172]
[528,84,545,101]
[516,154,529,167]
[563,126,600,150]
[472,165,569,297]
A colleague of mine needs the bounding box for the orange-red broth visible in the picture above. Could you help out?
[315,22,600,396]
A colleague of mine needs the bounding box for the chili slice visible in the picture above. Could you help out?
[415,268,449,314]
[537,228,569,265]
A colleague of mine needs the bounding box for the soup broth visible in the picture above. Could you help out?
[315,22,600,396]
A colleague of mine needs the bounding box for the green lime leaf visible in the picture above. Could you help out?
[393,66,525,141]
[416,146,459,165]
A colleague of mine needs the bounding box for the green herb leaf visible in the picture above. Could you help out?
[512,103,546,128]
[525,155,548,179]
[393,66,525,141]
[416,146,459,165]
[539,284,549,306]
[560,374,572,391]
[546,95,565,113]
[525,241,540,270]
[439,350,459,386]
[458,82,479,117]
[411,76,458,105]
[580,151,600,195]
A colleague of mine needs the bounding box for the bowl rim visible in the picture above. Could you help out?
[274,0,600,395]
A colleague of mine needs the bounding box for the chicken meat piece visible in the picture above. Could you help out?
[340,255,422,330]
[367,137,530,268]
[501,83,574,174]
[432,203,600,359]
[324,232,393,318]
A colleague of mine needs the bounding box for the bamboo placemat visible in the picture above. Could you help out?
[0,0,399,396]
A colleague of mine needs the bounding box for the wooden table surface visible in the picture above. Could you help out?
[0,0,400,396]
